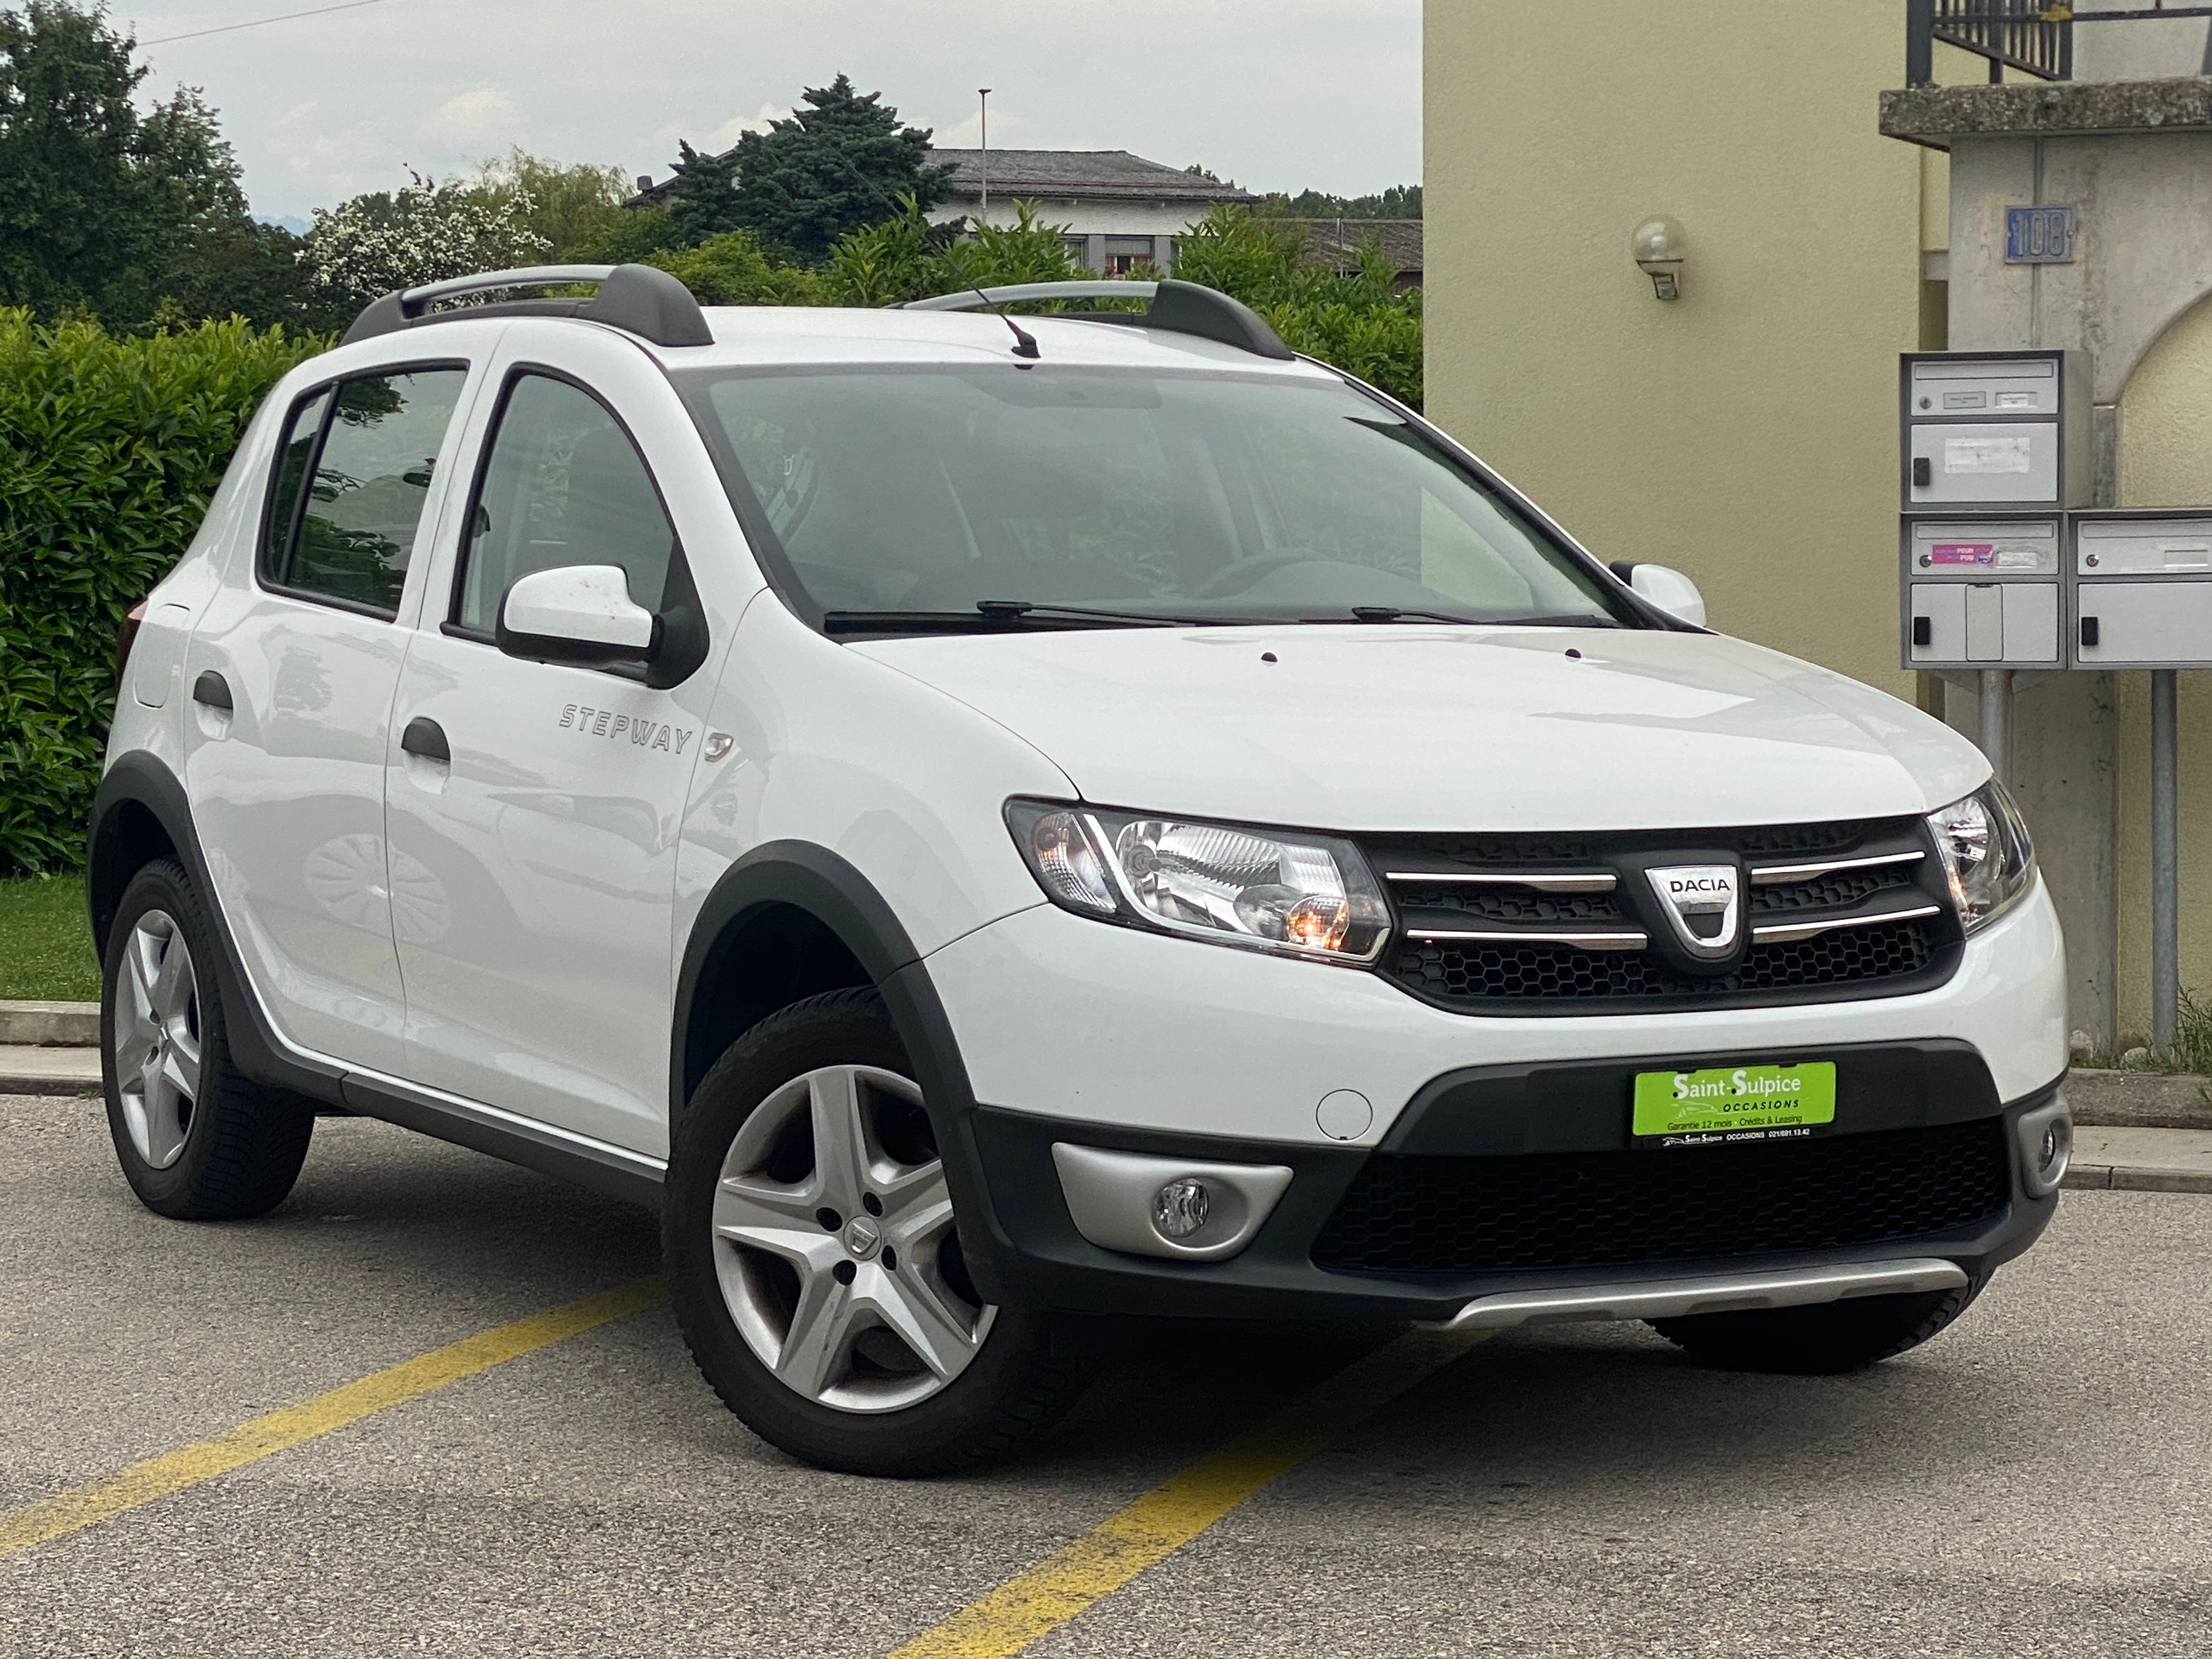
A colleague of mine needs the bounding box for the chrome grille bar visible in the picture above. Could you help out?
[1749,850,1926,886]
[1751,903,1944,945]
[1402,927,1649,952]
[1385,871,1617,893]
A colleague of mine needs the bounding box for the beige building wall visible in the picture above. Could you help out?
[2115,296,2212,1035]
[1424,0,1932,697]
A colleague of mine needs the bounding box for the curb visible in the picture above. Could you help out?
[0,1043,101,1095]
[2063,1165,2212,1194]
[2066,1066,2212,1131]
[0,1000,98,1048]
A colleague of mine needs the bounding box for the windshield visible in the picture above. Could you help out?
[678,366,1631,630]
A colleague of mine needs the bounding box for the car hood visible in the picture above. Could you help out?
[850,625,1989,833]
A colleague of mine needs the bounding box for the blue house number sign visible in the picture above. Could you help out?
[2006,206,2076,264]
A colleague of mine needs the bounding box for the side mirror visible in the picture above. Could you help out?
[1613,561,1707,628]
[497,565,661,667]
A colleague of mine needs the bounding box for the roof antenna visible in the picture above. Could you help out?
[970,284,1040,360]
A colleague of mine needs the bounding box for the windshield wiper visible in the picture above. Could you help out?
[822,601,1219,636]
[1339,606,1626,628]
[975,599,1223,627]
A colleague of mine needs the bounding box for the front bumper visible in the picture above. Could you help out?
[924,881,2068,1150]
[955,1064,2065,1322]
[922,878,2067,1321]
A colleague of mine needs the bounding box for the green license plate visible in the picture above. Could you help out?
[1632,1062,1838,1145]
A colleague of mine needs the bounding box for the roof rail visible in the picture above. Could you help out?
[341,264,714,349]
[900,278,1294,361]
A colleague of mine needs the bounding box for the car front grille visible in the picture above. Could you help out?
[1362,816,1963,1014]
[1311,1118,2013,1277]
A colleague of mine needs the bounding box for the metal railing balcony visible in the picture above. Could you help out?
[1907,0,2212,86]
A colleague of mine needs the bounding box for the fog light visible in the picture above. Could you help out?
[2038,1118,2073,1186]
[2015,1098,2072,1198]
[1152,1178,1211,1239]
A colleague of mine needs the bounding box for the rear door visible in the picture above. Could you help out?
[382,327,730,1155]
[182,351,484,1072]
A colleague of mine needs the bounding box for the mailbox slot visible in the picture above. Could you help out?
[1907,518,2059,576]
[2076,517,2212,576]
[1908,356,2060,417]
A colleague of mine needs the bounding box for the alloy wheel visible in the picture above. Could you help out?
[710,1064,995,1413]
[113,910,202,1171]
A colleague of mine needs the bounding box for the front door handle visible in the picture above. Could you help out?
[400,716,450,764]
[191,670,232,710]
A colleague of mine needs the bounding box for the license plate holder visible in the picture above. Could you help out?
[1632,1062,1838,1148]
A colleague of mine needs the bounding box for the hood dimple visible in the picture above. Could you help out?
[853,625,1990,833]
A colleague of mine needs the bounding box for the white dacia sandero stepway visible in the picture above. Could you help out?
[93,266,2070,1475]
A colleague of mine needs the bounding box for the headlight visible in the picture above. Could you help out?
[1006,800,1392,963]
[1925,780,2035,934]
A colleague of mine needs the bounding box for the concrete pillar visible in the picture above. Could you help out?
[1944,134,2121,1048]
[1887,82,2212,1049]
[1084,234,1107,274]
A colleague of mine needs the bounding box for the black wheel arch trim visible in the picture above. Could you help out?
[672,840,1023,1302]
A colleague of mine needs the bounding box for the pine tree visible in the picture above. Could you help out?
[723,74,953,261]
[667,139,743,245]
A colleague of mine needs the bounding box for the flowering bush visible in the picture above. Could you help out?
[301,172,550,300]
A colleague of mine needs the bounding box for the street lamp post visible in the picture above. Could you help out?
[978,88,991,218]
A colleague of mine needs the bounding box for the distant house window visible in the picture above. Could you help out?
[1104,236,1156,275]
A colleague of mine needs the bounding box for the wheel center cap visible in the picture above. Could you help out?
[842,1216,882,1259]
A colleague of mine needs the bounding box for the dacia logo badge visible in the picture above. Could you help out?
[1645,863,1742,960]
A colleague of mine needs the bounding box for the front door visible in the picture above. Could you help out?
[184,360,475,1073]
[383,353,717,1154]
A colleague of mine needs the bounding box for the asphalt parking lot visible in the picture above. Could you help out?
[4,1092,2210,1658]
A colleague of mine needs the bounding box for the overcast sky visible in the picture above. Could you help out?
[120,0,1420,222]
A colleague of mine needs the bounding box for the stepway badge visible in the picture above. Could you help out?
[1632,1062,1838,1146]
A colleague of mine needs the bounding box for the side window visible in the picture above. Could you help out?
[261,386,332,580]
[454,374,679,637]
[261,368,468,617]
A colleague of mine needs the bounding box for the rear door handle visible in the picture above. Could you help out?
[191,670,232,710]
[400,716,450,764]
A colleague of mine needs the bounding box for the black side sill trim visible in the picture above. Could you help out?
[337,1074,664,1212]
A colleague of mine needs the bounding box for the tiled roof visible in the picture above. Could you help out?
[931,149,1257,203]
[628,145,1259,212]
[1293,218,1424,275]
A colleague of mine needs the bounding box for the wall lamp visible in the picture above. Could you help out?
[1631,216,1688,301]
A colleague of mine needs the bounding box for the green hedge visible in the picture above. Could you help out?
[0,311,325,873]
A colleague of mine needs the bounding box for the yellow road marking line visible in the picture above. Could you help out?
[0,1278,665,1561]
[887,1327,1493,1659]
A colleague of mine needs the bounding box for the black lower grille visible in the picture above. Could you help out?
[1312,1118,2012,1277]
[1396,917,1942,1005]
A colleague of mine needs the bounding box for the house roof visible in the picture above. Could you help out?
[1293,218,1424,276]
[930,149,1257,204]
[630,145,1257,210]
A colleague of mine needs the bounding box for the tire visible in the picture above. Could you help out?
[665,988,1082,1476]
[100,859,315,1220]
[1648,1279,1985,1375]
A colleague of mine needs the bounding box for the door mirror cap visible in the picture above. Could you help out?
[496,565,662,665]
[1615,562,1707,628]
